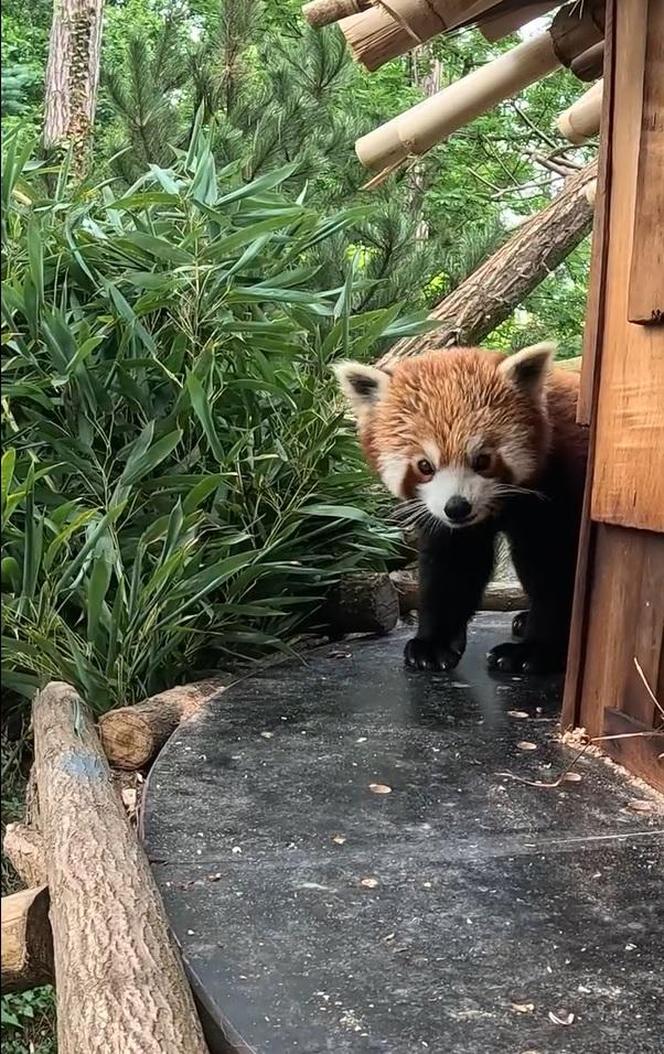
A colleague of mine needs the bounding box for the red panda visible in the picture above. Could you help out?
[335,343,588,674]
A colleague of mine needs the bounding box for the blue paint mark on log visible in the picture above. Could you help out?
[60,748,105,780]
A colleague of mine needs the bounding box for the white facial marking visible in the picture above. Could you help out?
[498,442,535,484]
[378,454,409,498]
[421,440,441,467]
[419,467,500,527]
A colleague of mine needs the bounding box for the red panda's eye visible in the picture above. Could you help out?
[471,452,492,473]
[416,458,435,477]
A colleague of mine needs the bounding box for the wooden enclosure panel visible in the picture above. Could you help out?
[570,523,664,790]
[589,0,664,532]
[627,0,664,324]
[577,0,615,426]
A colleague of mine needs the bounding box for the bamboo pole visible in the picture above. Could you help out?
[302,0,370,28]
[557,80,603,144]
[356,31,560,173]
[33,680,209,1054]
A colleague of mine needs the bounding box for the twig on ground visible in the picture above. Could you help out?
[633,656,664,720]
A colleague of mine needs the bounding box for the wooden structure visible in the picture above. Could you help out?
[306,0,664,790]
[562,0,664,792]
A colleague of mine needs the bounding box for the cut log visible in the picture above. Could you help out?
[3,823,47,888]
[379,160,597,366]
[32,681,209,1054]
[390,569,420,617]
[99,677,230,771]
[302,0,369,27]
[356,31,561,173]
[1,886,54,993]
[557,80,603,144]
[322,572,399,636]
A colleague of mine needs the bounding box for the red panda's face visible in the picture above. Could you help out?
[335,344,554,529]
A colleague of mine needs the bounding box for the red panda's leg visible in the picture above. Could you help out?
[405,523,496,672]
[488,513,577,674]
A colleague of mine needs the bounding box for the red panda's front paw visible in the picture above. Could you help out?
[404,637,464,672]
[486,640,564,675]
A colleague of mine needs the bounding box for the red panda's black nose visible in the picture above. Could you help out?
[444,496,472,523]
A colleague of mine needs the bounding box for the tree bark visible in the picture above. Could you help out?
[3,824,48,888]
[379,160,597,368]
[43,0,104,172]
[99,678,230,771]
[32,681,209,1054]
[1,887,54,993]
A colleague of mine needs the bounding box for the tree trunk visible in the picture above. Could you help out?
[32,681,209,1054]
[1,887,54,994]
[3,824,48,888]
[99,678,230,771]
[379,160,597,368]
[43,0,104,172]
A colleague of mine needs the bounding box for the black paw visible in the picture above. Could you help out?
[404,636,464,672]
[487,640,565,675]
[511,610,529,639]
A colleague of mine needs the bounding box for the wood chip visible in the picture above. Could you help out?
[548,1010,575,1026]
[360,877,379,888]
[516,741,538,751]
[511,1001,535,1014]
[368,783,392,794]
[627,799,653,812]
[563,771,583,782]
[507,711,529,719]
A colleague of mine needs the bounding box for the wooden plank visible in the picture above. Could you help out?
[590,0,664,532]
[562,0,616,727]
[603,709,664,794]
[570,525,664,743]
[627,0,664,324]
[577,0,615,425]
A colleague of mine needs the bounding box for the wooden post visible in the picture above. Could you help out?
[98,677,229,771]
[355,32,561,174]
[1,887,54,993]
[32,681,209,1054]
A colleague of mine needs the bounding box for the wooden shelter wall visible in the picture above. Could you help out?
[589,0,664,532]
[564,0,664,792]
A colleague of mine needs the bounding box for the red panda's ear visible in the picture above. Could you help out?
[498,342,556,397]
[333,361,392,419]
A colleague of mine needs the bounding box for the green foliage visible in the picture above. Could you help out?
[1,66,42,117]
[0,988,56,1054]
[2,130,436,713]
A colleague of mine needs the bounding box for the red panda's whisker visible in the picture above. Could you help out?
[493,484,549,502]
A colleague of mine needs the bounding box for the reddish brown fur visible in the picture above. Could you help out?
[358,348,583,496]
